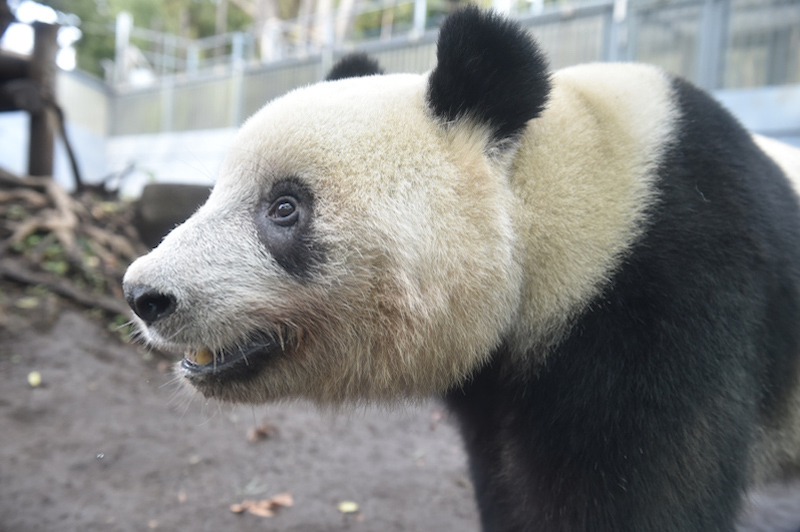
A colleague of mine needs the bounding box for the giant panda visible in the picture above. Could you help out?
[122,7,800,531]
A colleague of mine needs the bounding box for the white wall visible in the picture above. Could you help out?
[103,84,800,199]
[0,112,29,177]
[714,85,800,148]
[0,71,109,191]
[0,110,234,198]
[106,127,237,198]
[1,76,798,199]
[0,111,107,191]
[57,71,109,138]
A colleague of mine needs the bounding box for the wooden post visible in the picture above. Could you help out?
[27,22,59,177]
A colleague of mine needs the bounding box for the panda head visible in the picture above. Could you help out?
[122,7,550,404]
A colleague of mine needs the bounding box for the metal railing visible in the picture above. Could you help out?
[108,0,800,136]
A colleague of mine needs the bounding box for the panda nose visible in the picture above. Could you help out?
[124,284,177,324]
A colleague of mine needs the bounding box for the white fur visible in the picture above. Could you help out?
[507,63,678,352]
[125,63,678,403]
[125,74,522,403]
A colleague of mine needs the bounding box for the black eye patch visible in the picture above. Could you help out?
[255,178,325,278]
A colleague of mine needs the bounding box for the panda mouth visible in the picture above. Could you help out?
[180,334,281,378]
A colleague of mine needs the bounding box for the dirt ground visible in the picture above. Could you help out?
[4,292,800,532]
[0,299,480,532]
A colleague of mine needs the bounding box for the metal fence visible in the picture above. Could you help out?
[109,0,800,136]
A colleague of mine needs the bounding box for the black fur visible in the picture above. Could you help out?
[255,177,325,278]
[446,77,800,531]
[325,52,385,81]
[427,6,551,143]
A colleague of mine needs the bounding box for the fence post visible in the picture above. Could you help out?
[261,18,283,62]
[320,13,335,80]
[28,22,59,177]
[161,79,174,132]
[230,33,245,126]
[114,12,132,84]
[412,0,427,39]
[187,43,199,75]
[162,33,176,76]
[696,0,730,90]
[603,0,628,62]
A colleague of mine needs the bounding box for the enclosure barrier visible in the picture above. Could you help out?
[105,0,799,136]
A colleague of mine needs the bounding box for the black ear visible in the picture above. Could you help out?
[326,53,385,81]
[427,6,550,143]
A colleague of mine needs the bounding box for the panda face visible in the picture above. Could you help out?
[123,73,524,403]
[123,7,555,404]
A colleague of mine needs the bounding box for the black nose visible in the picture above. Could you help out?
[124,284,177,324]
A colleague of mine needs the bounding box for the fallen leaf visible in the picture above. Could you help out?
[27,371,42,387]
[230,492,293,518]
[338,501,359,514]
[270,492,294,507]
[16,297,39,309]
[247,421,277,443]
[229,503,248,514]
[430,410,443,430]
[248,505,274,518]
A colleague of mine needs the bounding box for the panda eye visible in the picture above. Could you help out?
[268,196,299,226]
[257,178,323,278]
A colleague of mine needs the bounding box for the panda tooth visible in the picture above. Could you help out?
[195,347,213,366]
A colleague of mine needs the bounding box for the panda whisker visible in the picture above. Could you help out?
[113,318,137,331]
[148,321,191,348]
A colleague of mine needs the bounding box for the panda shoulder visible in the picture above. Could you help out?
[552,63,676,118]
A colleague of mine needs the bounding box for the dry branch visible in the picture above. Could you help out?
[0,258,130,316]
[0,167,146,316]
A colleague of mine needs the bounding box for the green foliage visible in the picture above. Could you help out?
[37,0,513,79]
[10,230,109,294]
[108,313,134,343]
[38,0,253,77]
[41,0,115,76]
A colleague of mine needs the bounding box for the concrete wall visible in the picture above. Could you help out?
[104,84,800,199]
[714,84,800,147]
[56,70,110,138]
[106,127,237,198]
[1,76,798,199]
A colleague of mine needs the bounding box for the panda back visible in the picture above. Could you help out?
[451,61,800,531]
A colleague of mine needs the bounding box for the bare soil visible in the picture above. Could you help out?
[0,301,480,532]
[4,291,800,532]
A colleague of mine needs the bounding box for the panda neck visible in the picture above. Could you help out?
[504,64,678,354]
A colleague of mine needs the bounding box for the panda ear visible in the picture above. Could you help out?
[427,6,551,143]
[326,53,385,81]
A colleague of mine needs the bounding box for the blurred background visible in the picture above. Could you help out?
[0,0,798,198]
[1,2,800,530]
